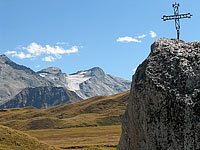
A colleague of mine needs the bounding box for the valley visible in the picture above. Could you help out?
[0,54,131,150]
[0,91,129,150]
[25,125,121,150]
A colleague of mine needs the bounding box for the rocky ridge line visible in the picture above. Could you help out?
[0,86,82,109]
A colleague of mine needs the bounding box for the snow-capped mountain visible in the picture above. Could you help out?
[37,67,131,99]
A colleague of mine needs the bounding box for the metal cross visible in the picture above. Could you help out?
[162,3,192,40]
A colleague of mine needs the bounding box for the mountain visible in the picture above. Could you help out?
[0,55,130,109]
[37,67,131,99]
[0,86,82,109]
[118,39,200,150]
[0,125,58,150]
[0,55,52,104]
[0,91,129,131]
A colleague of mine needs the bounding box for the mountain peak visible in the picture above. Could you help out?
[0,54,12,64]
[70,67,105,77]
[38,67,62,75]
[89,67,103,72]
[88,67,105,77]
[0,54,35,75]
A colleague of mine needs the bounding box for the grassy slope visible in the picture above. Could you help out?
[25,125,121,150]
[0,91,129,149]
[0,91,129,131]
[0,125,58,150]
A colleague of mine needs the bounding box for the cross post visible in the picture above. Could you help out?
[162,3,192,40]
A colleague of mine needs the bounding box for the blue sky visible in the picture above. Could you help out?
[0,0,199,80]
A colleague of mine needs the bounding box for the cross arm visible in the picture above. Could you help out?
[162,13,192,21]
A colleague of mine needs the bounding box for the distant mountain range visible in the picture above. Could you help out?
[0,54,131,108]
[0,86,82,109]
[37,67,131,99]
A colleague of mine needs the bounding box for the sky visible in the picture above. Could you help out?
[0,0,199,80]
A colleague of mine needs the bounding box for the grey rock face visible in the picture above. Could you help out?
[0,55,130,108]
[38,67,131,99]
[0,55,52,104]
[0,86,82,109]
[38,67,62,75]
[118,38,200,150]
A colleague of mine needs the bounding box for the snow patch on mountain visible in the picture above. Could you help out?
[37,67,131,99]
[65,73,91,91]
[39,73,48,77]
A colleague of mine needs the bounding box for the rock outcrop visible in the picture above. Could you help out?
[0,86,82,109]
[118,38,200,150]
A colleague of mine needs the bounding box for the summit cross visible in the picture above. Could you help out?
[162,3,192,40]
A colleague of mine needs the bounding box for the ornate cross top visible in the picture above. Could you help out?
[162,3,192,40]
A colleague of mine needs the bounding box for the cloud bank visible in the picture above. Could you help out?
[117,30,157,43]
[116,37,141,43]
[149,31,157,38]
[5,42,79,62]
[137,34,146,39]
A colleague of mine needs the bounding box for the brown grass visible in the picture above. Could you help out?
[25,125,121,150]
[0,125,58,150]
[0,91,129,131]
[0,91,129,150]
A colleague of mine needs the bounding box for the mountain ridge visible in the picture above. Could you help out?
[37,66,131,99]
[0,86,82,109]
[0,55,52,104]
[0,54,35,75]
[0,54,131,109]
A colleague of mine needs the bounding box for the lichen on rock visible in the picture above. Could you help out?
[118,38,200,150]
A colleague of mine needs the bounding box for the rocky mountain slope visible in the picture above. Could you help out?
[0,55,52,104]
[0,86,82,109]
[0,55,130,108]
[37,67,131,99]
[0,91,129,131]
[118,38,200,149]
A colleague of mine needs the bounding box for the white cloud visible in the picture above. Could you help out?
[149,31,157,38]
[6,51,33,59]
[42,56,55,62]
[12,52,33,59]
[56,42,68,45]
[6,42,79,61]
[137,34,146,39]
[116,36,141,43]
[5,51,17,55]
[24,43,78,56]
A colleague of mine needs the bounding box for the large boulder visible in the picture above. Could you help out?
[118,38,200,150]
